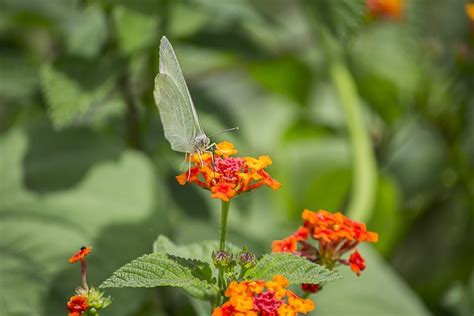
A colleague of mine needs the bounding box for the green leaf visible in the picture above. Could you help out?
[245,253,340,284]
[153,235,240,263]
[40,56,120,129]
[0,53,39,100]
[66,4,108,58]
[248,57,313,106]
[310,0,366,38]
[314,246,430,316]
[350,24,421,94]
[0,128,164,315]
[100,253,218,300]
[112,5,159,55]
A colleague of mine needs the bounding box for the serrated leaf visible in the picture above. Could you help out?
[112,5,158,55]
[100,253,218,300]
[40,57,119,129]
[245,253,340,284]
[153,235,240,263]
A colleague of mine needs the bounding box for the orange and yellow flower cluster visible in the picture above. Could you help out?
[212,275,314,316]
[366,0,404,20]
[273,209,378,278]
[176,141,281,201]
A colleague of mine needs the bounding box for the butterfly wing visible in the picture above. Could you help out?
[153,73,196,153]
[158,36,204,136]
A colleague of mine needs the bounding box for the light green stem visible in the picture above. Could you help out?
[217,200,230,304]
[329,59,377,222]
[219,201,230,250]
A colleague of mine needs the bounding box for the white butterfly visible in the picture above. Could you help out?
[153,36,211,155]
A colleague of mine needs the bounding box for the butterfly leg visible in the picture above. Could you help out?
[180,152,188,172]
[186,154,192,181]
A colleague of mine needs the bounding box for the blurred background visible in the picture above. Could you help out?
[0,0,473,315]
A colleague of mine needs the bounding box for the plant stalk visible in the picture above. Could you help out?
[219,201,230,250]
[217,200,231,303]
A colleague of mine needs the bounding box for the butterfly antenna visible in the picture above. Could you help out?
[209,127,239,138]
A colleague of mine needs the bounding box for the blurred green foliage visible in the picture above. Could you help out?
[0,0,473,315]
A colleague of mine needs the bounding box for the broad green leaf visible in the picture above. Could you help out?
[169,3,211,38]
[310,0,366,38]
[66,4,108,58]
[314,246,430,316]
[350,24,421,94]
[40,56,120,129]
[385,117,446,198]
[248,57,313,106]
[278,137,351,217]
[153,235,240,263]
[112,5,159,55]
[0,128,164,315]
[100,253,218,300]
[0,53,38,100]
[245,253,340,284]
[369,175,403,255]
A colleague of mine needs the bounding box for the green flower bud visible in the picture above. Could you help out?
[237,250,257,269]
[212,250,233,268]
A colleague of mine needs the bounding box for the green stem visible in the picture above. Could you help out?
[217,200,230,304]
[306,9,378,222]
[329,61,377,222]
[219,201,230,250]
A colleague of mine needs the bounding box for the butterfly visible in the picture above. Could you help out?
[153,36,211,156]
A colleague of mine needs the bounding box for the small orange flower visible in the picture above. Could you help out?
[273,209,378,277]
[176,141,281,202]
[213,275,314,316]
[467,3,474,22]
[69,246,92,263]
[66,295,88,315]
[272,236,297,253]
[349,250,366,276]
[215,141,238,157]
[366,0,404,20]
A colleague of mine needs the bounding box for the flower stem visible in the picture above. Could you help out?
[217,200,230,303]
[80,259,89,292]
[219,201,230,250]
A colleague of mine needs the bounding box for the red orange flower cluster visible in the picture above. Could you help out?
[66,246,111,315]
[67,295,88,316]
[366,0,404,20]
[176,141,281,201]
[272,209,378,279]
[212,275,314,316]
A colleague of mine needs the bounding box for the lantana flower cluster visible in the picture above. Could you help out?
[212,275,314,316]
[273,209,379,283]
[366,0,404,20]
[176,141,281,201]
[66,247,111,316]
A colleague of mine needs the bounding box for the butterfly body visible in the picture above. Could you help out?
[154,36,210,154]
